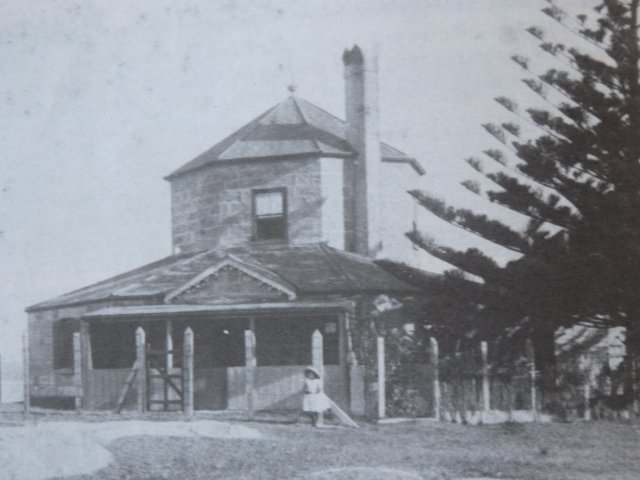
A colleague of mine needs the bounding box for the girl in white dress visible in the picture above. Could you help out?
[302,366,330,426]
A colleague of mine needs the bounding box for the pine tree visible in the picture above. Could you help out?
[409,0,640,401]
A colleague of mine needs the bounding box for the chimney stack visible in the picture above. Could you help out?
[343,45,382,257]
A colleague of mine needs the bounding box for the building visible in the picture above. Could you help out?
[25,46,432,414]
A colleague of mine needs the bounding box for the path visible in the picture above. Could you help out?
[0,420,261,480]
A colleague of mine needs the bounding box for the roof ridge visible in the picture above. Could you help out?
[291,97,322,153]
[234,248,305,293]
[215,103,283,160]
[295,97,347,125]
[226,252,296,288]
[318,244,360,290]
[166,103,280,178]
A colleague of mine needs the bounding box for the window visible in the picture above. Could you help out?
[252,188,287,240]
[90,322,137,369]
[53,319,77,370]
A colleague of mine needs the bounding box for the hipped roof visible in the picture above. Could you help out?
[26,244,420,312]
[166,96,424,179]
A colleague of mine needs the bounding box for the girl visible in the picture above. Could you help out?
[302,366,330,427]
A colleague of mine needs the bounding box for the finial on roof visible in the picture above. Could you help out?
[287,83,297,95]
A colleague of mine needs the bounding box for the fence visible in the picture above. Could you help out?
[375,330,637,422]
[376,334,610,422]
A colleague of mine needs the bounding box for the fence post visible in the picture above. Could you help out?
[182,327,194,417]
[377,336,386,420]
[73,332,82,412]
[481,341,490,417]
[23,333,30,414]
[311,329,325,426]
[166,320,174,371]
[135,327,147,413]
[583,375,591,421]
[430,337,441,420]
[526,338,538,421]
[244,329,256,418]
[582,354,593,421]
[453,347,462,423]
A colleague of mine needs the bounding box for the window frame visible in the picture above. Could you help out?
[251,187,288,242]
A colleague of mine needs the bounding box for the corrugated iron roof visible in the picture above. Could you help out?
[26,244,420,312]
[166,96,423,178]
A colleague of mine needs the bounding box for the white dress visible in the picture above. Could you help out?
[302,378,331,412]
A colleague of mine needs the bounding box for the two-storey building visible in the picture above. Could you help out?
[25,46,432,415]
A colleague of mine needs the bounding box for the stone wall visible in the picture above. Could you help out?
[320,157,345,250]
[170,157,326,253]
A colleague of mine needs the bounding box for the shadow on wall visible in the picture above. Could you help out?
[288,197,324,241]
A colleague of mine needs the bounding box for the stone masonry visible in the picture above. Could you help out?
[171,157,325,253]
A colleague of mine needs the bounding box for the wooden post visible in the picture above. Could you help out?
[631,348,640,417]
[481,341,490,423]
[73,332,82,412]
[22,333,30,414]
[311,329,325,427]
[0,353,2,404]
[183,327,194,417]
[584,375,591,421]
[526,338,538,421]
[583,354,593,421]
[244,328,256,418]
[311,329,324,376]
[165,320,173,409]
[81,321,93,371]
[135,327,147,413]
[453,346,462,423]
[166,320,173,370]
[481,341,490,410]
[377,336,386,420]
[430,337,441,420]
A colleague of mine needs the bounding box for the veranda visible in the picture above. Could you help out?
[35,303,354,415]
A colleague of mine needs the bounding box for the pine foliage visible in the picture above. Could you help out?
[410,0,640,345]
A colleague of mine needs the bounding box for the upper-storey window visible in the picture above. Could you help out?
[252,188,287,241]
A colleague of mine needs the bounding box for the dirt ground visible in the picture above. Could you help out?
[0,416,260,480]
[1,410,639,480]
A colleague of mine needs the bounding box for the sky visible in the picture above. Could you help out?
[0,0,590,399]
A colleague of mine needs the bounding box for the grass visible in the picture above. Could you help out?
[47,413,640,480]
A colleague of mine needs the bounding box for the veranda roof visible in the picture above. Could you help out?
[26,244,420,312]
[84,301,353,320]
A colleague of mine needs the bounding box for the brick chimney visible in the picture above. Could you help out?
[343,45,381,257]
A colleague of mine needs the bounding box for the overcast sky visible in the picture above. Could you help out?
[0,0,590,394]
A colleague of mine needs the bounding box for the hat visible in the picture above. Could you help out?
[304,366,321,378]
